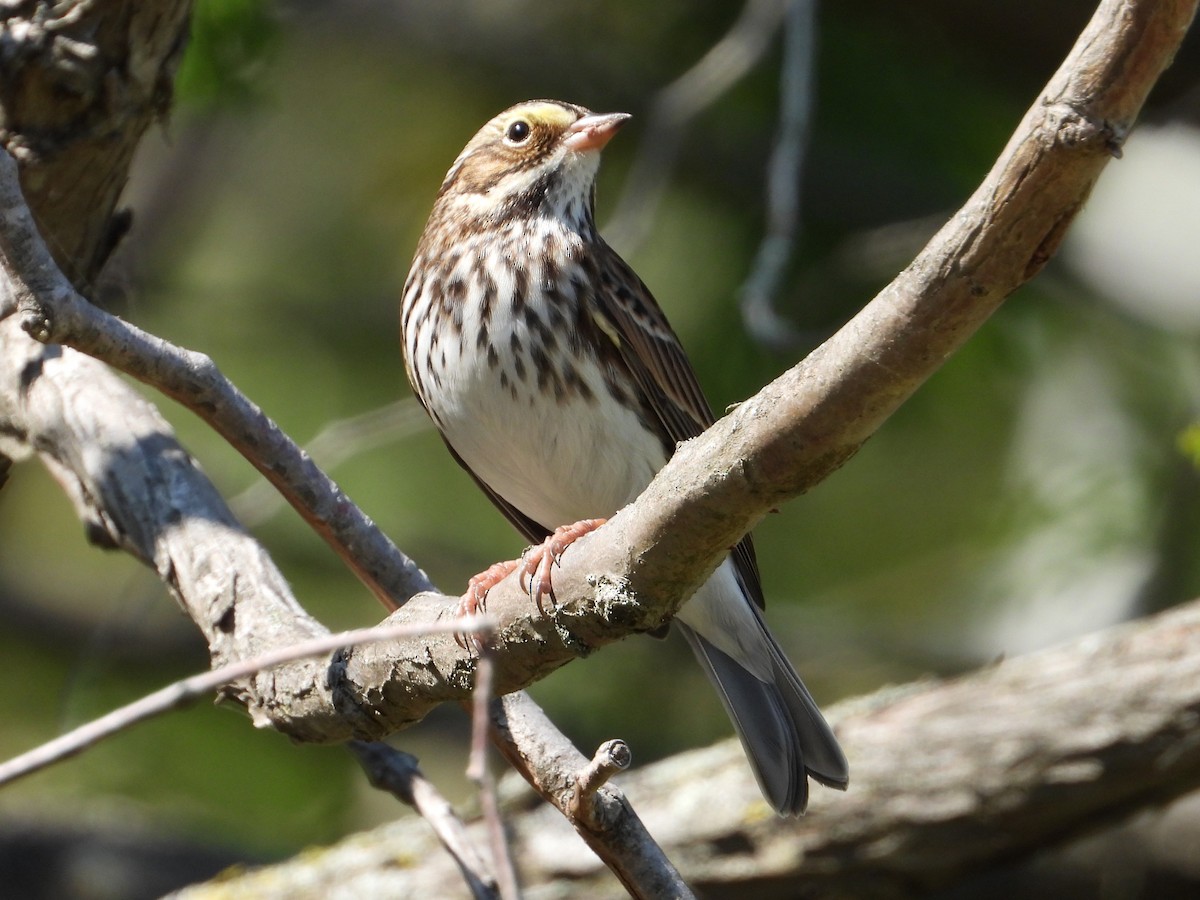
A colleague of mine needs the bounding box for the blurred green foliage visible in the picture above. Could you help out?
[1179,423,1200,467]
[175,0,279,110]
[1,0,1198,889]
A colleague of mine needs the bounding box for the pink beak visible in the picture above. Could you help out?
[563,112,632,153]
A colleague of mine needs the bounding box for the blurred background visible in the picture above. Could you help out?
[1,0,1199,896]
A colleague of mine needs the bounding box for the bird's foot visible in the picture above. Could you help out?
[454,517,608,647]
[455,559,521,648]
[522,518,607,614]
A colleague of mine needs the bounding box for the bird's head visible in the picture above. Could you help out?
[432,100,630,230]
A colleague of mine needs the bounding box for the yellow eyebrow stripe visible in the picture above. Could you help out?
[505,102,575,131]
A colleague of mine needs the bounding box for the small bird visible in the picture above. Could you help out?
[401,99,848,814]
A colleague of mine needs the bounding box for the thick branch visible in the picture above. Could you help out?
[613,0,1199,604]
[0,617,492,787]
[0,317,342,739]
[626,598,1200,895]
[0,147,427,611]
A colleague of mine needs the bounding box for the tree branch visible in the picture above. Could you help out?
[0,0,192,289]
[490,693,693,899]
[348,741,500,900]
[0,144,428,611]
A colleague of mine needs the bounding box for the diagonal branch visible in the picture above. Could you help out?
[0,149,428,611]
[349,741,500,899]
[491,693,693,899]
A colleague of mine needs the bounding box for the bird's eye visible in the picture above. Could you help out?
[506,120,531,144]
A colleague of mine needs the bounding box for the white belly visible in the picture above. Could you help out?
[434,343,667,531]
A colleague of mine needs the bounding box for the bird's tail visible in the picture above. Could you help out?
[676,609,848,816]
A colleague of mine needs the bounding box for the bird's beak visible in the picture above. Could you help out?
[563,112,632,153]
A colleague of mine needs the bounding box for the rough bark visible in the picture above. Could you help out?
[0,315,340,736]
[0,0,191,289]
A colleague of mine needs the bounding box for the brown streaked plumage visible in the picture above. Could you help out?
[400,99,848,814]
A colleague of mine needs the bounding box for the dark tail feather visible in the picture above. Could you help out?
[678,622,848,816]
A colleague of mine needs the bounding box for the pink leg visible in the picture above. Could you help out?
[454,517,608,647]
[461,559,521,616]
[522,518,607,614]
[455,559,521,648]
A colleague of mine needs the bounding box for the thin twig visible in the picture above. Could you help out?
[605,0,791,253]
[491,693,694,899]
[467,646,522,899]
[349,740,499,900]
[0,615,494,787]
[467,648,496,785]
[569,739,633,826]
[738,0,818,350]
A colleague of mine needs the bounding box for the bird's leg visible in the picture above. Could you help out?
[522,518,607,614]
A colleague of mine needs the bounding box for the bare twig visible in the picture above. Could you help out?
[466,646,522,899]
[349,741,499,900]
[738,0,818,350]
[467,652,496,786]
[491,693,694,900]
[0,615,494,788]
[605,0,791,253]
[569,739,633,826]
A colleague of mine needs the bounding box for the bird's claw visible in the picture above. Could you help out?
[455,559,520,649]
[455,518,608,644]
[521,518,607,615]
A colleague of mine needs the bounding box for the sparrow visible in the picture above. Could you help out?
[401,99,848,814]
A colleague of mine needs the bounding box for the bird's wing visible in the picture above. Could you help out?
[592,252,717,438]
[592,247,766,609]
